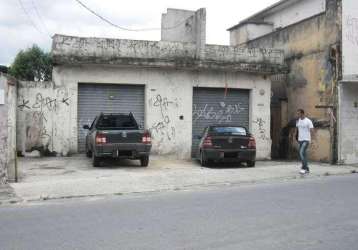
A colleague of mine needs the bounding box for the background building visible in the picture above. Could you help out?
[229,0,358,164]
[16,8,286,160]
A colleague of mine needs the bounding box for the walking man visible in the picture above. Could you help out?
[296,109,314,174]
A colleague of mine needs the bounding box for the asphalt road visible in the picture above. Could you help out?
[1,175,358,250]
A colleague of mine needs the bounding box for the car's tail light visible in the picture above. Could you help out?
[95,133,107,144]
[203,136,213,148]
[142,131,151,144]
[248,137,256,149]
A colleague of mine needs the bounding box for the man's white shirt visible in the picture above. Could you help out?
[296,117,314,142]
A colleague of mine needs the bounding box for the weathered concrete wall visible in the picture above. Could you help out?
[0,74,17,184]
[262,0,326,29]
[17,81,75,156]
[230,23,274,46]
[231,0,341,162]
[161,8,206,56]
[52,65,272,160]
[338,82,358,164]
[52,34,286,74]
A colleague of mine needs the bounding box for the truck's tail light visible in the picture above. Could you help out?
[95,133,107,144]
[203,136,213,148]
[248,137,256,149]
[142,131,151,144]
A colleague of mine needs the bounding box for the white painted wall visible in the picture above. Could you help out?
[46,65,272,160]
[263,0,326,29]
[342,0,358,80]
[338,82,358,164]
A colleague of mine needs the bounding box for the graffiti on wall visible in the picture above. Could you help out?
[193,101,246,124]
[253,117,270,141]
[149,94,179,143]
[17,86,71,153]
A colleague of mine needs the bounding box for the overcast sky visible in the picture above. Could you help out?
[0,0,278,66]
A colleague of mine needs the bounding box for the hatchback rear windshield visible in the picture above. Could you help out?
[96,115,138,130]
[210,127,247,136]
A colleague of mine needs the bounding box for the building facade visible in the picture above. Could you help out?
[16,8,286,160]
[229,0,358,164]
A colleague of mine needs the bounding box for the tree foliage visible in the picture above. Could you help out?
[9,45,52,81]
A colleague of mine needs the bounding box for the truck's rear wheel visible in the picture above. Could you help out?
[140,156,149,167]
[86,149,92,158]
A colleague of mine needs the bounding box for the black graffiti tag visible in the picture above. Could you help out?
[150,95,178,141]
[18,99,31,110]
[32,93,58,112]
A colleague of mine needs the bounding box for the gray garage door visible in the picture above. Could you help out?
[192,87,250,157]
[78,83,145,153]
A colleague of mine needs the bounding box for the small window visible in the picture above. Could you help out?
[96,115,138,130]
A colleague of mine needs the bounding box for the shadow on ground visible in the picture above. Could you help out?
[192,160,252,169]
[94,158,145,169]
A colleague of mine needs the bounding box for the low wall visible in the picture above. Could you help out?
[17,81,74,156]
[0,74,17,184]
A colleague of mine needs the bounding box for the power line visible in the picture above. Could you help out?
[17,0,50,38]
[73,0,192,32]
[31,0,51,36]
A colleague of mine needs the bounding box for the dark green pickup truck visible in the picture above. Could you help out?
[83,113,152,167]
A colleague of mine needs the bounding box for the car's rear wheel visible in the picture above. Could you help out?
[247,161,255,167]
[140,156,149,167]
[200,151,208,167]
[92,152,101,167]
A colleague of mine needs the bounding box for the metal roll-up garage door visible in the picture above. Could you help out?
[192,87,250,157]
[78,83,145,153]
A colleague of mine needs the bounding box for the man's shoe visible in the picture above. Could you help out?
[300,169,307,175]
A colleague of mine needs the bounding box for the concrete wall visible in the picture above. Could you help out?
[0,74,17,184]
[230,0,341,162]
[338,82,358,164]
[263,0,326,29]
[48,65,272,160]
[161,8,206,57]
[342,0,358,80]
[16,81,75,156]
[52,34,285,72]
[230,23,274,46]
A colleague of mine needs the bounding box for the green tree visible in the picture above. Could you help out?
[9,45,52,81]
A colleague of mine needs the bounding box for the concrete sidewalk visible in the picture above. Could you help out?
[10,155,358,203]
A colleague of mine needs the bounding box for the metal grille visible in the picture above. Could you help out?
[77,83,145,153]
[192,87,250,157]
